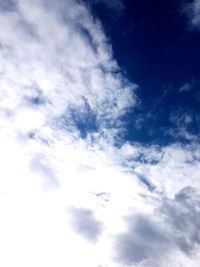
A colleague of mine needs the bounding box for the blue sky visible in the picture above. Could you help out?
[90,0,200,145]
[1,1,200,267]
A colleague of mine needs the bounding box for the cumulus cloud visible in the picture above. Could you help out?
[160,186,200,255]
[114,214,171,265]
[1,0,200,267]
[114,186,200,266]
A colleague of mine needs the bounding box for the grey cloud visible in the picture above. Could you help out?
[77,23,98,54]
[0,0,17,12]
[135,172,156,192]
[114,186,200,266]
[114,215,171,265]
[159,186,200,255]
[69,207,103,242]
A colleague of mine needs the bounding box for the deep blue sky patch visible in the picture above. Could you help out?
[86,0,200,145]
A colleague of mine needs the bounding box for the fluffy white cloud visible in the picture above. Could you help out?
[1,1,200,267]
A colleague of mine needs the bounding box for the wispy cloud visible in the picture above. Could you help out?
[179,82,193,92]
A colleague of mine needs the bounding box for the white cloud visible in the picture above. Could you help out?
[1,1,200,267]
[183,0,200,29]
[0,0,136,136]
[168,111,196,141]
[179,82,193,92]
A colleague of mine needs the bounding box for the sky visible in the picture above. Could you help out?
[0,0,200,266]
[91,0,200,145]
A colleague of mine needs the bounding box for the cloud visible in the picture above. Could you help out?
[114,214,171,265]
[0,0,16,12]
[168,110,196,141]
[113,186,200,266]
[160,186,200,255]
[166,105,200,142]
[179,82,193,92]
[0,0,137,140]
[30,153,60,190]
[182,0,200,29]
[0,0,138,266]
[130,142,200,197]
[68,207,103,242]
[1,0,200,267]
